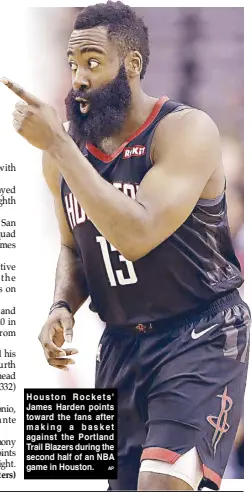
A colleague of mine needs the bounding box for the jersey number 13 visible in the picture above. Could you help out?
[96,236,138,286]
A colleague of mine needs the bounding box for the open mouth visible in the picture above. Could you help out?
[75,97,90,114]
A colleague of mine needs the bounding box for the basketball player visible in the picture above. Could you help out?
[2,2,250,490]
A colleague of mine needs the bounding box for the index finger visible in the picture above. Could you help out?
[1,77,42,106]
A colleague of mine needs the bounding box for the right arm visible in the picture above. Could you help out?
[49,156,88,316]
[38,150,89,370]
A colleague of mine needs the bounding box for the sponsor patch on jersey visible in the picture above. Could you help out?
[123,145,146,159]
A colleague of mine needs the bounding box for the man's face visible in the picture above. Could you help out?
[65,26,132,146]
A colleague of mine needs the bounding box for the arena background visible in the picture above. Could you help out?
[0,4,247,491]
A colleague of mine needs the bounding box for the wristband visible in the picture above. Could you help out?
[49,300,72,316]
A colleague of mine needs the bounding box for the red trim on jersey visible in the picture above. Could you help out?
[141,449,221,488]
[202,465,221,488]
[86,96,169,163]
[141,447,181,464]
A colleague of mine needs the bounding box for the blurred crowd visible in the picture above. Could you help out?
[30,6,244,481]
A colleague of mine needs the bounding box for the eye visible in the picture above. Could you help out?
[69,61,77,71]
[88,59,99,69]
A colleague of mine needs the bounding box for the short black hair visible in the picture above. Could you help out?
[74,1,150,79]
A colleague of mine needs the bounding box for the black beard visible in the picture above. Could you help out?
[65,65,131,148]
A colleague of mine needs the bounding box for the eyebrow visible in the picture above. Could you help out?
[67,46,106,57]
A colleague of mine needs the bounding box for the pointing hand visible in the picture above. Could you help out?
[1,77,67,151]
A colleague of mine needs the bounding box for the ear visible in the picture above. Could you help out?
[125,50,143,78]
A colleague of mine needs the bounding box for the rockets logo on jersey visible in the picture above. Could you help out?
[64,182,139,230]
[123,145,146,159]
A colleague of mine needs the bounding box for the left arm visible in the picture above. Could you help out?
[3,79,222,261]
[48,109,222,260]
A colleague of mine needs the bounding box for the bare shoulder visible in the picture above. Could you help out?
[154,108,220,146]
[152,108,221,169]
[42,121,69,196]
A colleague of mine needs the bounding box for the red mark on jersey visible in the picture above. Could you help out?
[206,386,233,456]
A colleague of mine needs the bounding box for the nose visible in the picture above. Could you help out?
[72,69,90,90]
